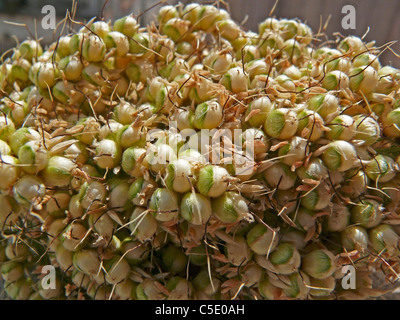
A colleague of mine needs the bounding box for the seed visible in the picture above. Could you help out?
[162,245,188,274]
[4,278,32,300]
[351,199,384,229]
[301,249,336,279]
[369,224,399,255]
[307,93,339,121]
[128,33,149,55]
[172,107,195,131]
[196,165,230,198]
[68,194,84,219]
[158,5,179,25]
[61,223,87,251]
[308,276,336,297]
[383,109,400,138]
[326,203,351,232]
[18,40,43,61]
[0,115,16,142]
[268,242,301,275]
[136,279,166,300]
[325,115,355,141]
[1,261,24,282]
[10,58,31,83]
[246,59,271,80]
[240,128,269,158]
[46,191,70,218]
[82,63,109,86]
[109,179,131,212]
[264,162,297,190]
[180,192,212,225]
[349,66,378,95]
[81,34,106,62]
[219,235,249,267]
[282,272,310,299]
[246,224,278,255]
[149,188,179,222]
[89,211,115,239]
[144,143,177,174]
[162,18,190,42]
[296,158,328,181]
[301,185,332,211]
[321,140,357,172]
[376,66,400,94]
[193,99,223,130]
[220,67,248,93]
[120,239,149,265]
[13,175,46,207]
[353,115,380,145]
[212,191,249,223]
[55,243,73,271]
[264,108,299,140]
[104,255,130,284]
[322,70,349,91]
[113,16,138,37]
[353,53,381,70]
[29,62,56,89]
[278,136,308,166]
[58,55,83,82]
[129,207,158,241]
[43,156,76,187]
[0,155,20,189]
[0,143,11,159]
[258,275,281,300]
[364,155,396,182]
[341,225,369,252]
[94,139,122,169]
[73,249,101,275]
[104,31,129,57]
[79,180,107,210]
[18,140,48,174]
[167,277,193,300]
[121,147,146,177]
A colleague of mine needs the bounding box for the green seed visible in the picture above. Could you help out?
[301,249,336,279]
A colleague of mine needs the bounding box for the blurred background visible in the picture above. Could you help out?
[1,0,400,67]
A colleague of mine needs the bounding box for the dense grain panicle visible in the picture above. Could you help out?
[1,2,400,300]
